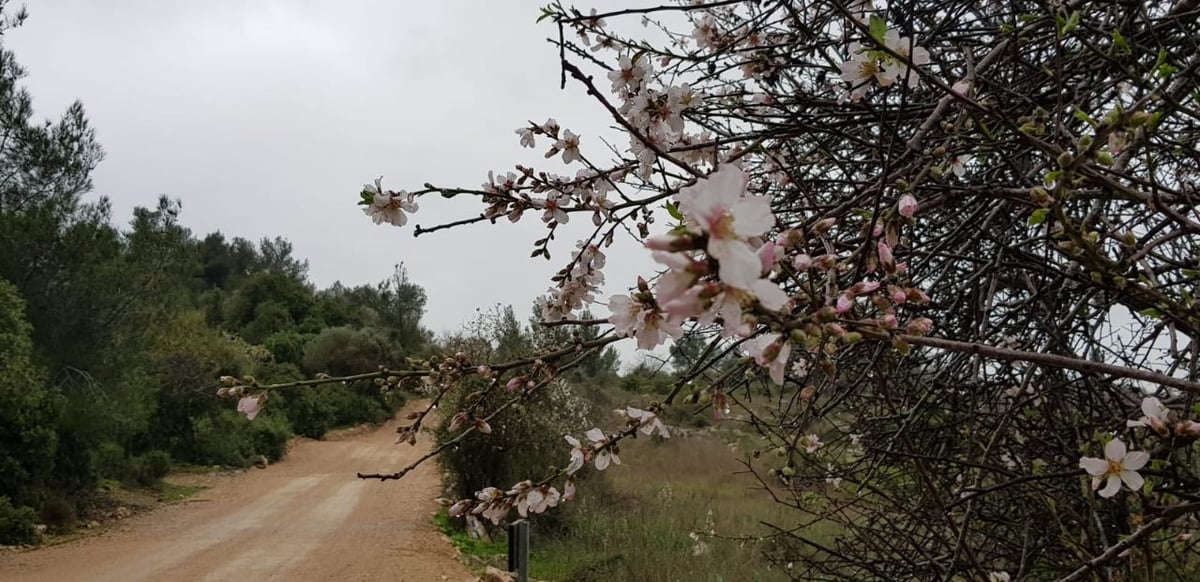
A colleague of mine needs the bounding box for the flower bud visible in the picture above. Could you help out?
[1129,111,1152,127]
[810,217,836,235]
[1175,420,1200,438]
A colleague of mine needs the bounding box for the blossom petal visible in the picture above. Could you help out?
[1122,451,1150,471]
[750,279,789,311]
[1078,457,1109,477]
[1098,474,1122,498]
[1104,438,1127,462]
[730,197,775,237]
[1120,469,1144,492]
[710,238,763,289]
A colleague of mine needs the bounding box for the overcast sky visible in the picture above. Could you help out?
[8,0,664,365]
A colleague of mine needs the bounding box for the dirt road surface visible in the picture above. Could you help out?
[0,401,475,582]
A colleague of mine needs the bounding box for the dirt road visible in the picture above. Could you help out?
[0,401,475,582]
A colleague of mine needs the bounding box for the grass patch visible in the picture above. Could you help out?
[525,434,794,582]
[154,481,205,502]
[434,511,507,558]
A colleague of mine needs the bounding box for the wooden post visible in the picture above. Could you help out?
[507,519,529,582]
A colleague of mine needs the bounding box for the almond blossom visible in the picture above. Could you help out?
[673,165,787,308]
[608,54,648,93]
[237,393,266,420]
[554,130,581,164]
[607,292,684,350]
[564,435,586,474]
[839,42,896,99]
[1126,396,1170,436]
[626,406,670,438]
[743,332,791,385]
[586,427,620,470]
[1078,438,1150,498]
[515,127,535,148]
[362,179,418,227]
[882,30,931,89]
[949,154,972,177]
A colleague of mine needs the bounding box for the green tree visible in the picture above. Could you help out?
[0,279,60,507]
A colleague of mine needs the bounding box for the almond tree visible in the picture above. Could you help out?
[226,1,1200,578]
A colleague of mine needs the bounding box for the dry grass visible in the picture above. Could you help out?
[528,429,796,582]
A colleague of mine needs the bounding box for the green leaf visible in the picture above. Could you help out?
[1139,307,1163,319]
[1061,11,1080,35]
[868,15,887,44]
[1111,29,1130,54]
[1028,208,1050,225]
[664,201,683,221]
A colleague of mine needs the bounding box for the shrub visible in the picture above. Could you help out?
[438,380,591,533]
[38,495,76,533]
[0,497,38,545]
[131,451,173,486]
[279,386,336,439]
[301,326,396,376]
[191,411,256,467]
[94,442,127,482]
[249,414,292,462]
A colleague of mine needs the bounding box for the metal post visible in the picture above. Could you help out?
[507,519,529,582]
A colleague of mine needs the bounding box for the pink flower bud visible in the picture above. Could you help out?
[644,235,683,251]
[1176,420,1200,437]
[906,288,931,304]
[879,313,898,329]
[505,376,527,392]
[825,323,847,337]
[906,317,934,335]
[898,194,918,218]
[877,241,895,272]
[477,365,493,378]
[889,286,907,304]
[811,217,837,235]
[757,241,780,273]
[836,294,853,314]
[814,254,838,270]
[792,254,813,271]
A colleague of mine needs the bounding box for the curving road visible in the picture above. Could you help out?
[0,401,473,582]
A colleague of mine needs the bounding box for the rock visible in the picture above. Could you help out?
[85,520,100,529]
[112,506,132,519]
[34,524,48,534]
[478,566,514,582]
[254,455,269,469]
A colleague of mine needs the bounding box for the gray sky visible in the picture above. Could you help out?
[9,0,662,365]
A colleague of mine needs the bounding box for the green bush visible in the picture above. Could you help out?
[128,450,172,486]
[280,386,336,439]
[438,380,591,526]
[38,495,76,532]
[93,443,172,486]
[0,497,38,545]
[94,442,127,482]
[191,411,256,467]
[250,414,292,462]
[302,326,396,376]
